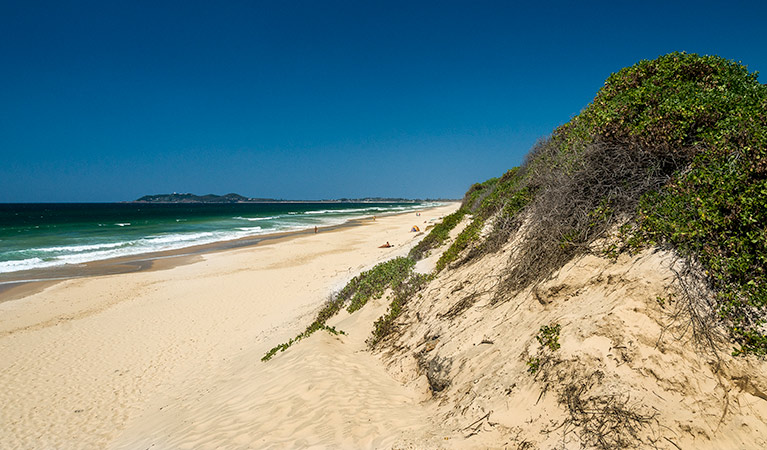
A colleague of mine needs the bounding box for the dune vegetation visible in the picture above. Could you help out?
[264,52,766,361]
[449,51,767,356]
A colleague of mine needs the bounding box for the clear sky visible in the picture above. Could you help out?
[1,0,765,202]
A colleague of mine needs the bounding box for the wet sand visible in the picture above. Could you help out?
[0,214,398,303]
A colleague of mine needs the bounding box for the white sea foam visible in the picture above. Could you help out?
[233,216,277,221]
[304,207,370,215]
[32,242,128,253]
[237,226,263,232]
[0,257,50,273]
[0,203,440,274]
[144,232,216,245]
[0,227,273,274]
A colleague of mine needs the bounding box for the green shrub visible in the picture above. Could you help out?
[482,52,767,356]
[636,151,767,355]
[582,53,764,157]
[594,53,767,355]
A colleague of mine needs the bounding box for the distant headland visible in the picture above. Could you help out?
[132,193,455,204]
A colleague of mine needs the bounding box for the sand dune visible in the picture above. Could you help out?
[378,220,767,449]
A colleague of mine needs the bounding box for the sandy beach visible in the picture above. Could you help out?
[0,203,459,449]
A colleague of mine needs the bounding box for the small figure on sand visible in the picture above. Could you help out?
[314,226,318,234]
[379,241,392,248]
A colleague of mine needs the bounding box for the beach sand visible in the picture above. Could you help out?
[0,203,459,449]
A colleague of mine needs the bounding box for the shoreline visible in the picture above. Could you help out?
[0,202,459,448]
[0,205,448,303]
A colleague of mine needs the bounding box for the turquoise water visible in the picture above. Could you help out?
[0,202,434,274]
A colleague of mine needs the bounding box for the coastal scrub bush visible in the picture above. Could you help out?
[579,52,765,160]
[636,151,767,355]
[606,53,767,355]
[468,52,766,356]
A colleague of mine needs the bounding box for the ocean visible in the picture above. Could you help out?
[0,202,435,275]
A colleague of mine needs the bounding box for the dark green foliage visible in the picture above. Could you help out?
[578,52,766,161]
[369,272,434,346]
[408,209,466,260]
[636,152,767,355]
[596,53,767,355]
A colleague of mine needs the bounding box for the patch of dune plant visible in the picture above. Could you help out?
[262,257,416,361]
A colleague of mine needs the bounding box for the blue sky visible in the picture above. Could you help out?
[1,0,765,202]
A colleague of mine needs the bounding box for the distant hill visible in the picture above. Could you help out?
[133,193,456,203]
[134,193,273,203]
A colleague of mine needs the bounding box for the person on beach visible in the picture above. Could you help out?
[314,226,318,234]
[379,241,392,248]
